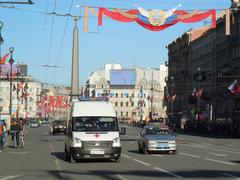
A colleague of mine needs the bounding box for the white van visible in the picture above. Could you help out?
[65,98,125,162]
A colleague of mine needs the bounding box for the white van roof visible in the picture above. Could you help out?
[72,101,116,117]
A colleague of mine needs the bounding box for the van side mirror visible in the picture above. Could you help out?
[120,127,126,135]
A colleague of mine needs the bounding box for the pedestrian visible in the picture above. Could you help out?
[2,120,7,147]
[0,120,4,151]
[10,120,21,148]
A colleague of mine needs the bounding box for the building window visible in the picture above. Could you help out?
[121,111,123,116]
[121,93,123,98]
[121,102,123,107]
[131,102,134,107]
[115,102,118,107]
[132,93,134,97]
[126,111,128,117]
[126,102,128,107]
[115,111,118,116]
[29,107,32,111]
[115,93,118,98]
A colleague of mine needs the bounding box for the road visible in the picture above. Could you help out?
[0,126,240,180]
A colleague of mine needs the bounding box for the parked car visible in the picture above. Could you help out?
[138,126,177,154]
[51,120,67,135]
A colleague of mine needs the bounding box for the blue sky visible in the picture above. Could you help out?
[0,0,230,86]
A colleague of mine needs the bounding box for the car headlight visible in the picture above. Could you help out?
[112,137,121,147]
[148,140,157,145]
[168,141,176,145]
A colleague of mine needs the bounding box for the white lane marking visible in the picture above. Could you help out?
[222,173,240,179]
[179,144,240,154]
[179,152,200,158]
[8,151,32,154]
[153,154,164,157]
[132,159,151,166]
[0,175,22,180]
[208,152,227,157]
[127,142,135,144]
[49,142,65,180]
[205,158,236,166]
[122,154,131,159]
[115,174,128,180]
[154,167,183,178]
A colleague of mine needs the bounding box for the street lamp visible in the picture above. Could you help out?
[170,76,175,124]
[0,21,4,58]
[0,21,3,120]
[9,46,14,123]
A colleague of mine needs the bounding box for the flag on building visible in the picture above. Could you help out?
[228,80,240,94]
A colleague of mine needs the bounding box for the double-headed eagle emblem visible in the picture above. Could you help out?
[138,4,181,26]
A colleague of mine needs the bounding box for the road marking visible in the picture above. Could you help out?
[179,152,200,158]
[208,152,227,157]
[49,142,65,180]
[154,167,182,178]
[122,154,131,159]
[115,174,128,180]
[0,175,22,180]
[205,158,236,166]
[127,142,135,144]
[222,173,240,179]
[179,144,240,154]
[8,151,32,154]
[132,159,151,166]
[153,154,164,157]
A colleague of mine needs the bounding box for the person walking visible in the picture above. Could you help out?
[0,120,4,152]
[2,121,7,147]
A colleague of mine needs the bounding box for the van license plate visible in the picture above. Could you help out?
[90,150,105,155]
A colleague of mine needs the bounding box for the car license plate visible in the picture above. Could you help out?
[90,150,105,155]
[158,143,168,148]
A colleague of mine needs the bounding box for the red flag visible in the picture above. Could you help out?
[0,53,10,65]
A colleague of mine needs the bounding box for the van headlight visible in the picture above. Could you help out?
[112,137,121,147]
[72,137,82,147]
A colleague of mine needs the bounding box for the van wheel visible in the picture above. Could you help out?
[65,154,71,163]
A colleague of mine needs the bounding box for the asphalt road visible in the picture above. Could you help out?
[0,126,240,180]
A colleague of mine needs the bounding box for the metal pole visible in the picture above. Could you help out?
[9,63,12,122]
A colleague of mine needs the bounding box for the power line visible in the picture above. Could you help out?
[52,0,74,84]
[0,0,33,4]
[45,0,57,84]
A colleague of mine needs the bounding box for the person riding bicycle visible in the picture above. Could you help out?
[10,120,21,148]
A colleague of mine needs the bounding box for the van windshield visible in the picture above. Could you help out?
[72,117,119,132]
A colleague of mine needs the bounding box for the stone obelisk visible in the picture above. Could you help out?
[71,17,79,101]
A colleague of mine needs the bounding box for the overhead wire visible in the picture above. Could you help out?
[45,0,57,84]
[52,0,74,84]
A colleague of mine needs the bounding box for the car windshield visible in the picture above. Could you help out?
[145,127,170,135]
[72,116,118,132]
[53,121,66,126]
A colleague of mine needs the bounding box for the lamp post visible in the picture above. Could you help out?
[0,21,4,120]
[0,21,4,59]
[9,47,14,123]
[170,76,175,124]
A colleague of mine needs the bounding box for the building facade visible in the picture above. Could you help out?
[85,64,168,123]
[167,8,240,134]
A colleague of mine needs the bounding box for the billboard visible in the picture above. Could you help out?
[110,69,136,85]
[0,63,19,77]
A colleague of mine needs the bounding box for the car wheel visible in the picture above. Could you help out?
[143,144,148,154]
[173,150,177,155]
[138,143,142,153]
